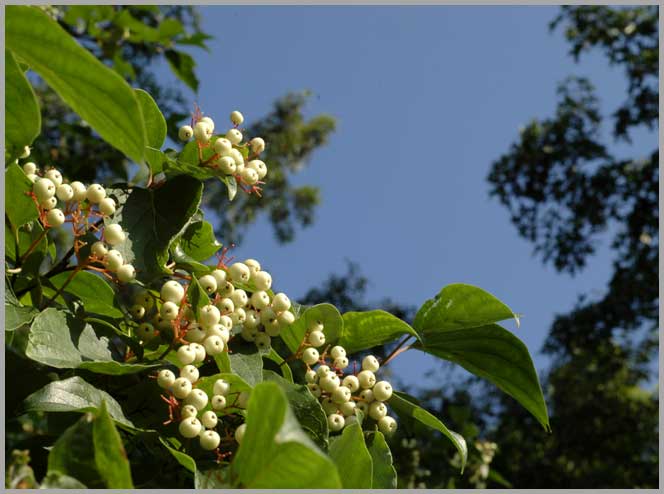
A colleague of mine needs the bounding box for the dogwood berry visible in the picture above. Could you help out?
[321,397,338,415]
[199,304,221,328]
[356,401,369,415]
[172,377,193,399]
[317,365,332,378]
[99,197,116,216]
[230,289,248,308]
[198,274,218,295]
[34,178,56,201]
[214,137,233,154]
[177,345,197,365]
[105,250,124,271]
[70,181,87,201]
[86,184,106,203]
[244,310,260,329]
[136,322,156,341]
[200,410,218,429]
[130,304,146,319]
[241,325,258,342]
[235,423,247,444]
[161,280,185,304]
[91,241,108,259]
[237,391,250,409]
[157,369,176,389]
[378,416,397,434]
[44,169,63,186]
[184,389,209,410]
[217,281,235,297]
[358,370,376,389]
[305,369,318,383]
[217,156,236,175]
[180,365,200,383]
[333,356,349,370]
[178,125,194,141]
[307,330,326,348]
[250,137,265,154]
[40,196,57,210]
[210,269,227,286]
[241,167,259,185]
[194,121,212,143]
[244,258,261,275]
[181,404,198,419]
[252,271,272,291]
[26,173,38,183]
[55,183,74,202]
[302,347,320,365]
[217,298,235,315]
[200,430,221,450]
[359,389,374,403]
[116,264,136,282]
[320,374,341,393]
[230,110,244,125]
[272,293,291,312]
[373,381,393,402]
[332,386,352,404]
[211,395,227,410]
[308,321,324,333]
[213,378,230,396]
[362,355,380,372]
[278,310,295,327]
[342,375,360,392]
[328,414,345,432]
[226,128,243,145]
[185,327,207,343]
[20,146,31,159]
[254,332,271,350]
[161,301,179,321]
[190,342,207,362]
[134,291,154,310]
[104,224,126,246]
[369,401,388,420]
[179,417,202,438]
[250,291,270,310]
[330,346,346,360]
[340,401,357,417]
[46,209,65,227]
[204,335,225,355]
[307,383,322,397]
[219,315,234,330]
[200,116,215,131]
[230,148,245,169]
[228,262,250,284]
[248,160,267,179]
[23,162,37,175]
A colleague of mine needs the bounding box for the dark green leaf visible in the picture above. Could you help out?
[93,401,133,488]
[263,370,328,450]
[488,468,513,488]
[339,310,420,354]
[5,49,40,162]
[389,391,468,473]
[187,274,210,320]
[264,348,294,383]
[176,31,213,50]
[280,303,343,354]
[414,283,519,337]
[48,270,122,318]
[111,175,203,281]
[6,6,146,163]
[5,163,39,230]
[414,324,550,430]
[232,381,342,488]
[328,422,373,488]
[366,431,398,488]
[23,376,133,427]
[176,221,221,262]
[228,346,264,387]
[170,243,213,276]
[159,437,196,473]
[135,89,167,175]
[112,10,160,43]
[165,49,199,92]
[5,284,39,331]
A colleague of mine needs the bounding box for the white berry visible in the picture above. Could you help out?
[328,414,345,432]
[271,293,291,312]
[198,274,218,295]
[194,121,212,143]
[33,178,56,201]
[230,289,248,308]
[317,365,332,378]
[177,345,196,365]
[40,197,57,210]
[331,386,352,404]
[320,373,341,393]
[178,417,201,438]
[340,401,356,417]
[46,209,65,227]
[278,310,295,327]
[99,197,116,216]
[44,169,63,186]
[362,355,380,372]
[211,395,227,410]
[244,258,261,275]
[200,410,218,429]
[161,280,185,304]
[213,379,230,396]
[116,264,136,282]
[105,250,124,271]
[217,298,235,314]
[20,146,31,159]
[214,137,232,154]
[218,156,236,175]
[230,110,244,125]
[250,137,265,154]
[333,356,349,370]
[358,370,376,389]
[204,335,225,355]
[241,167,259,185]
[200,116,215,132]
[172,377,193,399]
[378,416,397,434]
[86,184,106,203]
[307,383,322,397]
[180,364,200,383]
[157,369,176,389]
[211,269,227,286]
[305,369,318,383]
[23,162,37,174]
[252,271,272,291]
[184,389,208,410]
[55,184,74,202]
[330,346,346,360]
[250,291,270,310]
[70,181,87,201]
[342,375,360,392]
[254,332,271,350]
[104,224,125,246]
[302,347,320,365]
[91,241,108,259]
[369,401,388,420]
[200,430,220,450]
[373,381,393,402]
[181,404,198,419]
[228,262,250,283]
[247,160,267,179]
[178,125,193,141]
[235,423,247,444]
[199,304,221,328]
[190,342,206,362]
[161,301,179,321]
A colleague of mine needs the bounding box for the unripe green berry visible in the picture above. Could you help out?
[378,416,397,435]
[86,184,106,203]
[358,370,376,389]
[178,417,201,438]
[362,355,380,372]
[241,325,258,342]
[180,364,200,383]
[46,208,65,227]
[129,304,145,319]
[177,345,196,365]
[104,224,125,246]
[200,410,218,429]
[254,332,271,350]
[136,322,156,341]
[161,280,185,304]
[178,125,193,141]
[70,181,87,201]
[185,327,206,343]
[157,369,176,389]
[134,290,154,310]
[161,301,179,321]
[56,184,74,202]
[373,381,393,401]
[99,197,116,216]
[200,430,221,450]
[302,347,320,365]
[230,110,244,125]
[342,375,360,392]
[252,271,272,291]
[184,389,208,410]
[211,395,227,410]
[328,413,345,432]
[172,377,193,399]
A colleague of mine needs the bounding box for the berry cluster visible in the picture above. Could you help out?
[299,323,398,435]
[21,154,136,283]
[178,110,268,194]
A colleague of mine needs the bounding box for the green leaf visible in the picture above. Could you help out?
[328,422,373,488]
[232,381,342,488]
[5,284,39,331]
[264,348,294,383]
[414,283,519,337]
[187,274,210,320]
[176,221,221,262]
[25,308,156,375]
[110,175,203,281]
[5,49,40,162]
[280,303,343,354]
[48,270,122,318]
[113,9,160,43]
[135,89,167,175]
[414,324,550,430]
[93,401,133,488]
[159,437,196,473]
[24,376,133,427]
[195,467,232,489]
[389,391,468,473]
[6,6,146,163]
[339,310,420,354]
[40,472,87,489]
[263,370,328,450]
[228,346,264,387]
[165,49,199,92]
[170,243,213,276]
[366,431,398,489]
[5,163,39,230]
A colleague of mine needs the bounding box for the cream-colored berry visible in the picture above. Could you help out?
[70,181,87,201]
[199,304,221,328]
[200,410,218,429]
[86,184,106,203]
[116,264,136,282]
[180,364,200,383]
[362,355,380,372]
[340,400,356,417]
[178,125,193,141]
[216,298,235,314]
[104,224,125,246]
[320,373,341,393]
[20,146,31,159]
[235,423,247,444]
[331,386,352,404]
[211,269,227,287]
[373,381,393,401]
[161,301,179,321]
[241,167,259,185]
[250,137,265,154]
[105,250,124,271]
[342,375,360,392]
[230,110,244,125]
[181,404,198,419]
[178,417,201,438]
[330,346,346,360]
[252,271,272,291]
[226,128,243,145]
[218,156,236,175]
[359,389,374,403]
[302,347,320,365]
[184,389,208,410]
[278,310,295,327]
[328,414,345,432]
[172,377,193,399]
[33,178,56,201]
[244,258,261,275]
[247,159,267,179]
[56,184,74,202]
[161,280,185,304]
[250,291,270,310]
[272,293,291,312]
[228,262,250,283]
[199,274,218,295]
[40,196,57,210]
[44,169,63,186]
[194,121,212,143]
[307,383,322,397]
[91,241,108,259]
[369,401,388,420]
[358,370,376,389]
[157,369,176,389]
[378,416,397,434]
[200,116,215,132]
[23,162,37,175]
[46,208,65,227]
[333,356,349,370]
[200,430,221,450]
[305,369,318,383]
[190,342,206,362]
[214,137,232,154]
[211,395,227,410]
[177,345,196,365]
[204,335,225,355]
[99,197,116,216]
[213,379,230,396]
[230,289,248,308]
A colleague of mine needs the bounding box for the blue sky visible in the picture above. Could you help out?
[155,6,656,387]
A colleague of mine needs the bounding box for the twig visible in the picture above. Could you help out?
[380,335,414,367]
